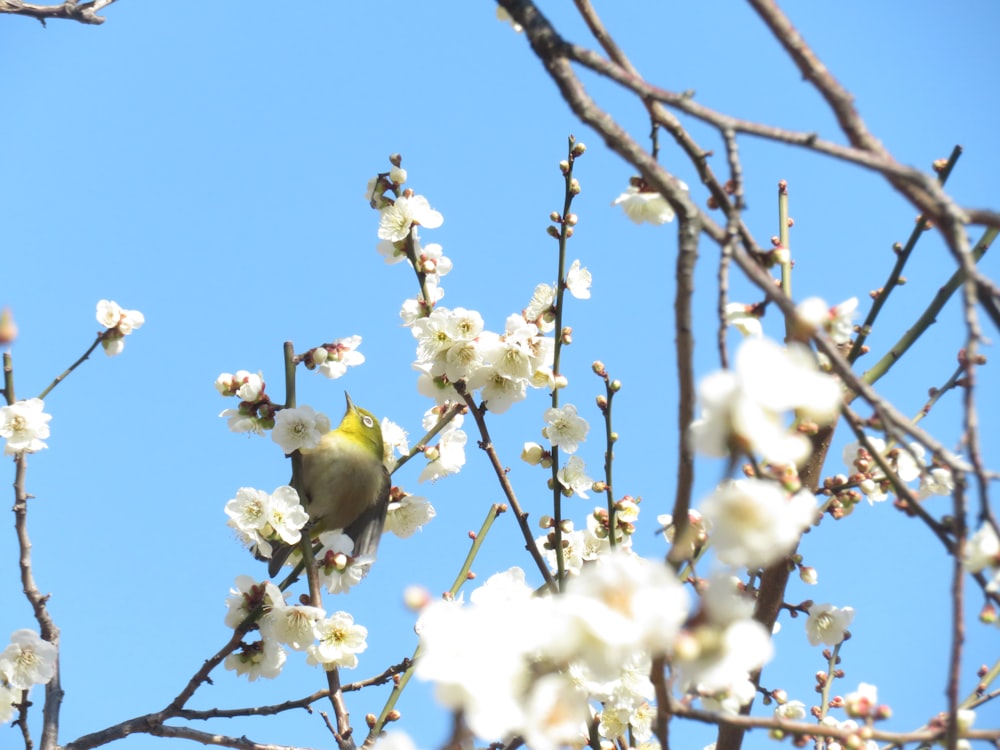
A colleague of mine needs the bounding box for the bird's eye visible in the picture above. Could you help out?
[363,415,374,428]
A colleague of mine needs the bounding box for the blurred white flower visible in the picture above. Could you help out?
[699,479,816,568]
[690,337,841,466]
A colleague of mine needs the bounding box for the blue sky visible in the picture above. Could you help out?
[2,2,999,749]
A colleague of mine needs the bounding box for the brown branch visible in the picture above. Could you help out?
[672,703,1000,744]
[0,0,119,26]
[667,216,699,569]
[13,449,64,750]
[454,382,558,593]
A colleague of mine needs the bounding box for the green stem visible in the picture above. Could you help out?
[602,377,617,550]
[366,504,505,744]
[549,135,582,590]
[3,351,13,404]
[849,145,962,363]
[36,333,104,400]
[778,180,792,310]
[860,227,995,388]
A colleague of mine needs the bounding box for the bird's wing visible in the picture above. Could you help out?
[345,466,391,560]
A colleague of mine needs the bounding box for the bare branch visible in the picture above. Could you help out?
[0,0,119,26]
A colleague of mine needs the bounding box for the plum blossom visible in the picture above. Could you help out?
[542,404,589,454]
[271,406,331,454]
[225,485,308,559]
[96,299,144,356]
[524,283,557,332]
[796,297,859,345]
[418,410,467,482]
[565,260,592,299]
[378,194,443,242]
[690,337,841,466]
[805,603,855,646]
[308,611,368,670]
[224,637,286,681]
[843,437,925,504]
[556,456,593,498]
[385,492,436,538]
[224,575,285,630]
[313,531,371,594]
[0,630,57,690]
[310,336,365,379]
[725,303,763,338]
[260,602,325,651]
[612,181,687,226]
[699,478,816,568]
[0,398,51,455]
[963,522,1000,574]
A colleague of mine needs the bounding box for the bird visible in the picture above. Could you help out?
[267,393,391,579]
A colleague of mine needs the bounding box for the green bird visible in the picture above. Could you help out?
[267,393,391,579]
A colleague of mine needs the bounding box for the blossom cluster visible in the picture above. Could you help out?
[833,436,954,511]
[414,554,780,749]
[0,630,57,724]
[222,576,368,680]
[96,299,144,356]
[366,159,593,488]
[690,336,841,467]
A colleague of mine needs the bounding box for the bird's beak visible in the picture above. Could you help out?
[344,392,355,412]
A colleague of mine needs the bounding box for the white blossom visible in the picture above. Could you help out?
[378,194,443,242]
[690,337,841,466]
[700,479,816,568]
[308,612,368,670]
[542,404,589,454]
[385,492,436,538]
[557,456,594,498]
[805,603,855,646]
[566,259,592,299]
[612,185,677,225]
[271,405,331,454]
[0,398,51,455]
[224,637,285,681]
[0,630,57,690]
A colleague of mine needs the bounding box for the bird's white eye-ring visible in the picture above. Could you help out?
[363,415,374,428]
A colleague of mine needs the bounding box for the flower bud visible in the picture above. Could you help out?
[0,307,17,345]
[799,566,818,585]
[558,160,570,174]
[569,178,581,195]
[521,442,544,465]
[389,166,407,185]
[403,585,431,610]
[571,141,586,157]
